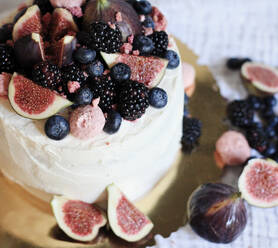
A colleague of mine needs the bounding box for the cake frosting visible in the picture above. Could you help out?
[0,39,184,203]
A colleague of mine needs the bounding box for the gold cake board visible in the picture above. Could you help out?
[0,40,227,247]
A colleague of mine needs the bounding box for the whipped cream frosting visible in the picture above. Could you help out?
[0,39,184,203]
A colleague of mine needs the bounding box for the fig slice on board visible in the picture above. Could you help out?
[107,183,154,242]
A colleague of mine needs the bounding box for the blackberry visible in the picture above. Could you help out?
[149,31,169,57]
[32,61,62,90]
[90,75,118,112]
[227,100,254,128]
[33,0,54,14]
[118,81,149,121]
[0,44,15,73]
[61,64,87,100]
[62,64,86,85]
[246,128,267,153]
[247,95,262,111]
[76,31,91,47]
[89,22,123,53]
[181,117,202,152]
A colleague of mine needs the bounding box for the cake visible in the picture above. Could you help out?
[0,1,184,204]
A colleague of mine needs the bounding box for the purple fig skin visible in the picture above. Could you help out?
[14,34,44,68]
[188,183,247,244]
[83,0,142,41]
[58,36,77,67]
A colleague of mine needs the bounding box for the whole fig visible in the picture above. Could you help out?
[187,183,247,244]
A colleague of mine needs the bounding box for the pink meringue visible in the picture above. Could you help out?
[214,130,251,169]
[70,99,105,140]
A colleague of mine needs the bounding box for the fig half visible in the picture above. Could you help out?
[101,52,168,88]
[51,196,107,242]
[238,158,278,208]
[187,183,247,244]
[13,5,42,41]
[14,33,45,68]
[107,184,154,242]
[241,62,278,95]
[8,73,72,120]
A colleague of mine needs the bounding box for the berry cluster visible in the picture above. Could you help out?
[0,0,174,141]
[227,95,278,159]
[181,93,202,152]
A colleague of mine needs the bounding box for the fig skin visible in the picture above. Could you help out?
[83,0,142,41]
[188,183,247,244]
[14,33,45,68]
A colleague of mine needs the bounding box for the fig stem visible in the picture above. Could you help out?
[97,0,109,10]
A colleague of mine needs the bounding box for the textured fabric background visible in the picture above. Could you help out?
[148,0,278,247]
[1,0,278,247]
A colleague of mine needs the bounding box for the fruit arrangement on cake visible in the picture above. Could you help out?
[0,0,202,244]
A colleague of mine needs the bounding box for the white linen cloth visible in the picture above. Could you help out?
[149,0,278,247]
[1,0,278,247]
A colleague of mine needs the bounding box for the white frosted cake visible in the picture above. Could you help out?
[0,0,184,204]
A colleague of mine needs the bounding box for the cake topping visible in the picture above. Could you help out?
[110,63,131,82]
[151,6,167,32]
[133,0,152,15]
[118,80,149,121]
[148,87,168,109]
[32,61,62,90]
[69,99,105,139]
[67,81,80,93]
[73,47,96,65]
[73,87,93,106]
[164,50,180,69]
[44,115,70,140]
[0,44,16,74]
[88,22,123,53]
[103,109,122,134]
[132,35,154,55]
[86,60,104,77]
[148,31,168,57]
[34,0,54,15]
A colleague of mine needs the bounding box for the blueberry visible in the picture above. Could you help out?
[74,87,93,105]
[226,57,252,70]
[264,96,277,108]
[263,142,277,157]
[142,16,155,29]
[247,95,262,111]
[103,109,122,134]
[149,87,168,108]
[164,50,180,69]
[0,23,13,43]
[45,115,70,140]
[133,0,152,15]
[74,48,96,64]
[110,63,131,82]
[133,35,154,55]
[86,60,104,77]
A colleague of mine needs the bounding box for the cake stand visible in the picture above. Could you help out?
[0,40,227,247]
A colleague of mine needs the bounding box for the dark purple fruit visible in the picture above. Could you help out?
[188,183,247,244]
[226,57,252,70]
[14,33,45,69]
[247,95,262,111]
[133,0,152,15]
[0,23,13,43]
[103,109,122,134]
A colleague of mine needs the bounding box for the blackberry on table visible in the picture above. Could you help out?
[149,31,169,57]
[89,75,118,112]
[0,44,15,73]
[247,95,263,111]
[33,0,54,14]
[118,80,149,121]
[32,61,62,90]
[89,22,123,53]
[246,127,267,153]
[227,100,254,128]
[181,117,202,152]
